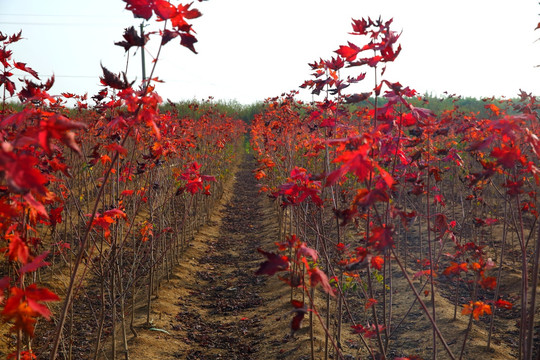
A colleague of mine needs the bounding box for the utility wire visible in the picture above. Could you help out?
[0,13,126,18]
[0,21,127,27]
[48,75,98,79]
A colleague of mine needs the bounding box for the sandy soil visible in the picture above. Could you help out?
[119,155,318,359]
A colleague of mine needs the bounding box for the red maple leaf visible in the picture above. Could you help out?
[180,33,198,54]
[309,268,335,296]
[462,301,492,320]
[503,180,524,197]
[39,113,87,156]
[255,249,289,276]
[351,18,370,35]
[169,3,202,31]
[161,29,180,45]
[123,0,153,20]
[368,225,394,251]
[115,26,147,52]
[491,144,523,169]
[353,188,389,208]
[479,275,497,290]
[290,299,307,332]
[153,0,178,20]
[14,62,39,79]
[297,243,318,262]
[365,298,378,309]
[494,299,513,310]
[7,232,29,264]
[121,189,135,196]
[443,262,468,276]
[370,255,384,270]
[335,42,361,61]
[100,65,133,90]
[88,210,126,239]
[2,284,59,337]
[0,150,47,195]
[432,213,448,237]
[326,144,374,186]
[20,251,50,274]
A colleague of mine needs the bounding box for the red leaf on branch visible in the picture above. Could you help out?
[2,284,59,337]
[370,255,384,270]
[309,267,335,296]
[39,113,87,156]
[0,48,12,67]
[462,301,492,320]
[503,180,524,197]
[368,225,393,251]
[100,65,133,90]
[180,33,198,54]
[325,166,348,187]
[103,143,128,155]
[491,144,522,169]
[255,249,289,276]
[6,30,23,45]
[335,42,361,61]
[374,163,394,187]
[181,4,202,20]
[432,213,448,237]
[121,189,135,196]
[104,208,127,221]
[153,0,178,20]
[353,188,389,208]
[0,149,47,195]
[20,251,50,274]
[161,29,179,45]
[365,298,378,309]
[326,144,374,186]
[115,26,147,52]
[23,193,48,219]
[410,105,435,119]
[479,275,497,290]
[351,18,370,35]
[443,262,468,276]
[494,299,513,310]
[14,62,39,79]
[295,243,317,262]
[290,299,307,331]
[7,232,29,264]
[123,0,153,20]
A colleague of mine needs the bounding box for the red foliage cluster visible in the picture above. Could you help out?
[0,1,246,356]
[253,16,538,359]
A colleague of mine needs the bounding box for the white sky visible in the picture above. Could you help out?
[1,0,539,104]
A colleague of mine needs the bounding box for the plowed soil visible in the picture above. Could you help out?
[114,153,523,360]
[122,155,315,359]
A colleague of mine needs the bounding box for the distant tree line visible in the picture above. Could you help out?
[3,93,525,125]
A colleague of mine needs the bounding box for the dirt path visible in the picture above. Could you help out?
[124,154,310,359]
[95,151,520,360]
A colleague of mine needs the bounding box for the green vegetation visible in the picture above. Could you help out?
[160,99,265,124]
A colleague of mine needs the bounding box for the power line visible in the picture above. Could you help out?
[50,75,98,79]
[0,13,125,18]
[0,21,126,27]
[17,74,99,79]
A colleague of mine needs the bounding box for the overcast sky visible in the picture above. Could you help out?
[1,0,539,104]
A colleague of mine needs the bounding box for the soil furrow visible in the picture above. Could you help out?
[122,154,307,359]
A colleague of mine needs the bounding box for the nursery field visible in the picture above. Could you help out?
[1,1,540,360]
